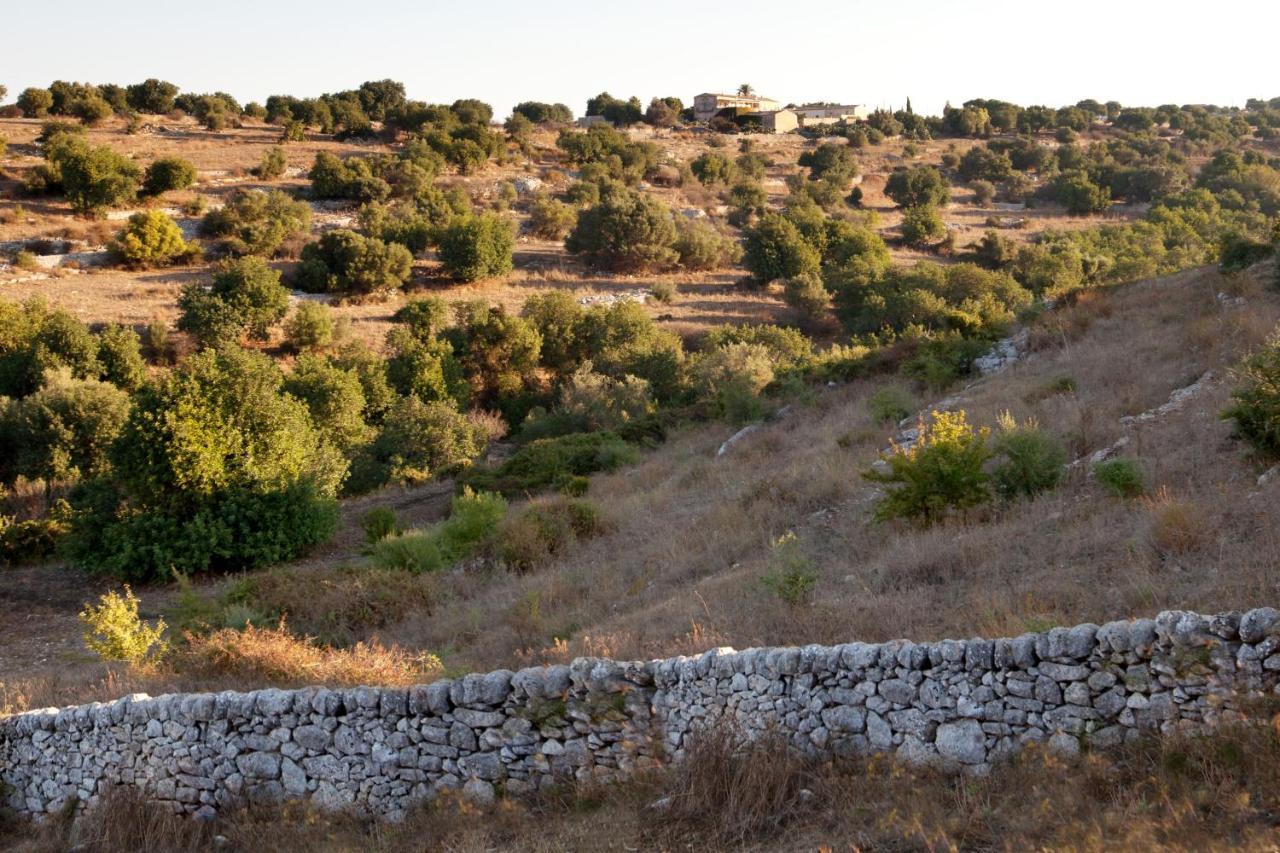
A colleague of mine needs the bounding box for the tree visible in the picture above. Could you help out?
[294,230,413,298]
[738,84,755,96]
[798,142,858,184]
[177,256,289,348]
[4,371,131,484]
[437,214,515,281]
[56,142,142,213]
[645,97,682,127]
[17,88,54,118]
[565,185,679,272]
[673,219,740,271]
[742,213,821,285]
[957,146,1014,183]
[970,179,996,207]
[284,302,336,352]
[70,94,114,126]
[142,157,196,196]
[884,165,950,208]
[96,324,147,391]
[528,195,578,240]
[690,151,738,186]
[0,298,102,398]
[125,79,179,114]
[282,354,372,451]
[900,204,946,246]
[865,410,992,524]
[513,101,573,124]
[363,396,487,487]
[783,272,831,323]
[445,304,542,405]
[109,210,191,267]
[1053,172,1111,215]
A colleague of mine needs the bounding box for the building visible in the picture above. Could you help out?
[745,108,798,134]
[794,104,870,126]
[693,92,783,123]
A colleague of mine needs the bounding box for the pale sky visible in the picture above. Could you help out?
[4,0,1277,118]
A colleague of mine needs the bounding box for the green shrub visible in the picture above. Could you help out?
[865,409,992,524]
[555,364,654,431]
[355,396,488,490]
[742,213,821,285]
[1218,233,1274,272]
[760,531,818,606]
[295,229,413,298]
[1221,333,1280,458]
[0,514,68,566]
[178,256,289,348]
[650,281,676,303]
[565,185,679,272]
[18,87,54,118]
[282,354,372,451]
[903,333,995,390]
[690,152,737,186]
[1053,172,1111,215]
[255,146,288,179]
[499,497,605,572]
[900,204,945,246]
[528,195,578,240]
[884,165,950,208]
[78,585,169,665]
[55,142,142,213]
[782,272,830,321]
[692,342,776,422]
[463,431,639,496]
[970,179,996,207]
[674,218,741,271]
[284,301,336,351]
[4,372,131,483]
[308,152,389,202]
[437,214,515,281]
[199,189,312,257]
[867,386,915,425]
[1093,458,1145,498]
[990,413,1066,500]
[361,506,400,545]
[369,489,506,573]
[109,210,192,268]
[97,324,147,390]
[142,157,196,196]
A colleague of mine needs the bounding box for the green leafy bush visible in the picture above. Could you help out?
[3,372,131,483]
[295,229,413,298]
[142,157,196,196]
[867,386,915,425]
[178,256,289,348]
[1093,458,1145,498]
[565,185,678,272]
[674,219,741,271]
[692,342,776,423]
[884,165,950,208]
[54,141,142,213]
[990,413,1066,499]
[353,396,487,490]
[97,323,147,391]
[900,204,946,246]
[865,410,992,524]
[254,146,288,179]
[109,210,192,268]
[760,531,818,606]
[361,506,400,545]
[437,214,515,281]
[499,497,605,572]
[463,431,639,496]
[199,189,312,257]
[782,272,831,322]
[282,354,372,451]
[742,213,821,285]
[0,514,68,566]
[528,195,578,240]
[1221,333,1280,458]
[690,152,737,186]
[78,585,169,665]
[284,301,336,351]
[369,489,506,573]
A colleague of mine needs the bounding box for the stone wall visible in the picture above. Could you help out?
[3,608,1278,821]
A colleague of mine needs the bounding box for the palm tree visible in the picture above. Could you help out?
[737,83,754,97]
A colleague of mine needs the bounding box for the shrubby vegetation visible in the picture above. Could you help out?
[437,214,514,281]
[177,256,289,348]
[295,230,414,299]
[109,210,194,268]
[1221,332,1280,459]
[199,189,311,257]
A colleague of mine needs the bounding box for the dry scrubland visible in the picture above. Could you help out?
[3,90,1280,850]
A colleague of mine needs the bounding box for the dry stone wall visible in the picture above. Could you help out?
[3,608,1279,821]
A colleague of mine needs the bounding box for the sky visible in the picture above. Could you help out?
[4,0,1278,119]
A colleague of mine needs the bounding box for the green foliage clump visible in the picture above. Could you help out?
[354,395,487,490]
[528,195,578,240]
[54,140,142,212]
[867,386,915,425]
[96,324,147,391]
[674,218,741,271]
[295,229,413,299]
[361,506,400,545]
[783,272,830,322]
[798,142,858,184]
[835,261,1029,338]
[109,210,192,268]
[254,146,289,179]
[18,87,54,118]
[742,213,821,285]
[369,489,506,573]
[199,189,312,257]
[1221,333,1280,459]
[550,364,654,432]
[142,157,196,196]
[2,371,131,484]
[284,301,336,352]
[1093,458,1145,498]
[1052,171,1112,215]
[884,165,950,208]
[900,204,946,246]
[691,342,776,422]
[866,410,992,524]
[282,354,372,452]
[78,585,168,665]
[0,515,67,567]
[690,151,738,186]
[566,185,678,272]
[178,256,289,348]
[437,214,515,281]
[760,531,819,606]
[464,431,639,496]
[990,413,1066,500]
[0,298,104,398]
[499,497,605,573]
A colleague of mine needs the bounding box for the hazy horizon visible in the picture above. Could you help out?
[4,0,1278,119]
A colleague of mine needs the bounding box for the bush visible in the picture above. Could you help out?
[867,386,915,424]
[1221,333,1280,458]
[18,87,54,118]
[1053,172,1111,215]
[555,364,654,431]
[798,142,858,184]
[970,179,996,207]
[78,586,169,665]
[528,195,578,240]
[437,214,514,281]
[97,323,147,390]
[0,515,68,566]
[990,413,1066,499]
[463,431,639,496]
[1093,458,1145,498]
[865,409,992,524]
[884,165,950,208]
[369,489,506,573]
[56,142,142,213]
[690,152,737,186]
[650,281,676,303]
[283,301,336,351]
[254,146,288,179]
[295,229,413,298]
[142,157,196,196]
[692,342,776,422]
[282,354,372,451]
[499,497,605,572]
[4,372,131,483]
[566,185,679,272]
[900,204,946,246]
[742,213,821,285]
[759,531,818,606]
[199,189,312,257]
[109,210,192,268]
[356,396,488,489]
[178,256,289,348]
[674,218,741,271]
[361,506,400,545]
